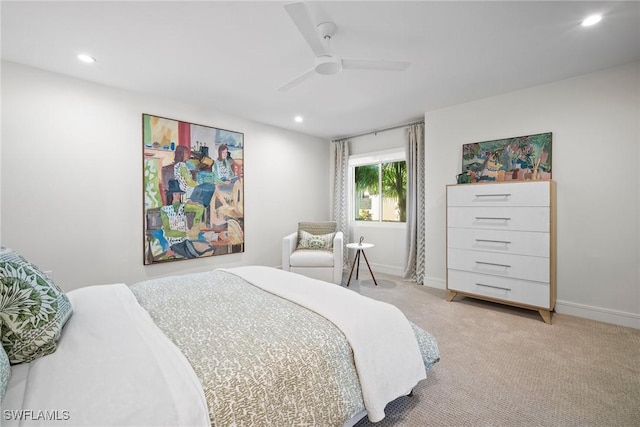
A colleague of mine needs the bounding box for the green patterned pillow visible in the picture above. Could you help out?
[296,230,335,251]
[0,248,73,364]
[0,343,9,400]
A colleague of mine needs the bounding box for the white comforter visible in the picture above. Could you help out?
[225,266,427,423]
[2,284,209,427]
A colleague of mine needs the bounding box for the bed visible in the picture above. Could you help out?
[1,252,439,427]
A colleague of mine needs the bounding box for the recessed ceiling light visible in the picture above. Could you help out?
[77,54,96,63]
[294,115,303,123]
[581,14,602,27]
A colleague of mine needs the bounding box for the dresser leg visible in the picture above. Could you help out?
[446,291,457,302]
[538,309,552,324]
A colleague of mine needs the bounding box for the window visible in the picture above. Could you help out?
[351,150,406,223]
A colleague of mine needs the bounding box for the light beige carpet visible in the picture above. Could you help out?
[345,273,640,427]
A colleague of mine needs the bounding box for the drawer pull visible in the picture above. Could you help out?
[475,193,511,198]
[475,239,511,244]
[475,261,511,268]
[475,216,511,221]
[476,282,511,291]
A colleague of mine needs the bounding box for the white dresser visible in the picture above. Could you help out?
[446,181,556,323]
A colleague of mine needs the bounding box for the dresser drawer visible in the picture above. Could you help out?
[447,228,549,257]
[447,182,550,207]
[447,269,550,308]
[447,248,549,282]
[448,206,549,232]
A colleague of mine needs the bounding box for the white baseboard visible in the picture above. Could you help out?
[366,262,404,277]
[423,275,446,290]
[555,300,640,329]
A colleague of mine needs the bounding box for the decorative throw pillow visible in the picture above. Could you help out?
[0,247,73,364]
[296,230,335,251]
[0,343,9,400]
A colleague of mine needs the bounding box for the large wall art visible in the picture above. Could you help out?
[142,114,244,264]
[462,132,552,183]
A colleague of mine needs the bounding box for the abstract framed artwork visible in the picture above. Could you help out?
[462,132,552,183]
[142,114,244,265]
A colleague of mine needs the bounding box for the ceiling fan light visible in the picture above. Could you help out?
[315,56,342,75]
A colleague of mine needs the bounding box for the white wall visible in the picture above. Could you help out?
[347,127,407,276]
[424,61,640,328]
[1,61,331,291]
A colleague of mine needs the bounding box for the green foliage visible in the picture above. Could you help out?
[356,210,373,221]
[355,165,379,194]
[354,161,407,222]
[382,161,407,222]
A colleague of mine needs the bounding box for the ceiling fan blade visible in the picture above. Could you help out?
[284,2,328,57]
[277,68,316,91]
[342,58,411,71]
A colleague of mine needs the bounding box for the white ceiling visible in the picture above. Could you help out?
[2,1,639,140]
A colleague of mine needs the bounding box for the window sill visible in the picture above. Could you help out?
[351,221,406,229]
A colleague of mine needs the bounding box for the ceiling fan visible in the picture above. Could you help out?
[278,2,411,91]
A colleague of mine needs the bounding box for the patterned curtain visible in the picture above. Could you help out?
[403,123,426,283]
[332,139,350,266]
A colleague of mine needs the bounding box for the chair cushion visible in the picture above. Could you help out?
[296,230,335,251]
[298,221,337,235]
[289,250,334,268]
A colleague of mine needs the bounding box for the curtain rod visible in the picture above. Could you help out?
[332,120,424,142]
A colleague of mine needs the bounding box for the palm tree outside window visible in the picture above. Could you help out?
[354,160,406,222]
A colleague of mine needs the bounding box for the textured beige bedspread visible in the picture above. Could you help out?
[225,266,427,422]
[132,270,364,426]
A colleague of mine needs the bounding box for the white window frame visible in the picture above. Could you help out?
[348,148,406,226]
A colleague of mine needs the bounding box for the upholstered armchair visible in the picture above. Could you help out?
[282,221,344,284]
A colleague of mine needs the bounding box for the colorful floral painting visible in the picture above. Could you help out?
[462,132,552,183]
[142,114,244,264]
